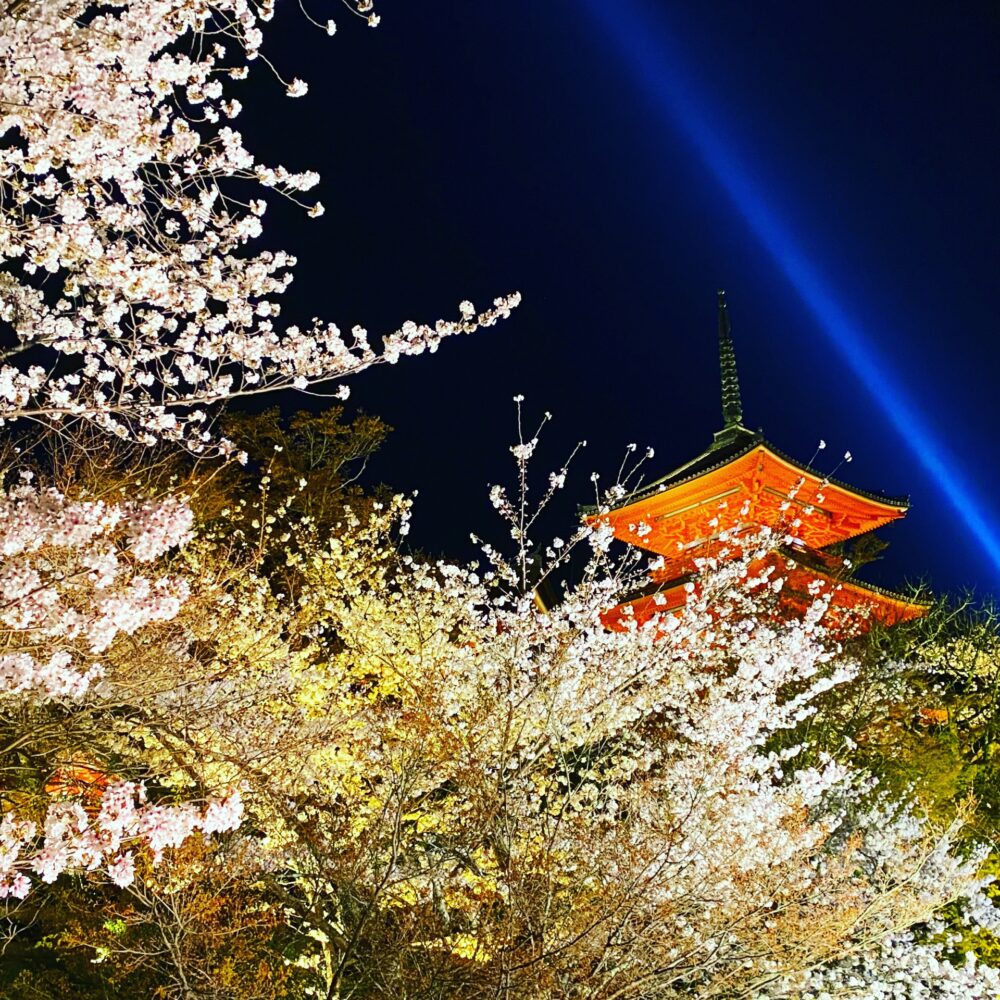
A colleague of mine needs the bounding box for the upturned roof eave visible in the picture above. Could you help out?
[579,432,760,518]
[616,558,932,614]
[585,433,909,518]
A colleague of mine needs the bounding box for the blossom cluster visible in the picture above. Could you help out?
[0,784,243,899]
[0,483,193,701]
[0,478,249,903]
[799,934,1000,999]
[0,0,518,449]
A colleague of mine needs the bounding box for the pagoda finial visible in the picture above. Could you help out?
[717,289,744,432]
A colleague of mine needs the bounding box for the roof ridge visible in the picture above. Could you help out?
[780,546,932,607]
[597,436,908,515]
[763,439,909,508]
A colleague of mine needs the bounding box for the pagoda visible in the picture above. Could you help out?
[593,292,929,631]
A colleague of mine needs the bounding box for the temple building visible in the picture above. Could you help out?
[593,292,929,631]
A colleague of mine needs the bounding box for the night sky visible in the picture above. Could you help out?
[251,1,1000,596]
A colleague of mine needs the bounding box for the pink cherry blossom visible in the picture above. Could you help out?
[0,486,194,700]
[0,783,242,898]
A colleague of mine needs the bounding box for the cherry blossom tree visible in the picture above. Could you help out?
[0,0,519,449]
[0,417,993,993]
[0,0,517,898]
[0,480,241,899]
[0,0,514,899]
[7,425,984,997]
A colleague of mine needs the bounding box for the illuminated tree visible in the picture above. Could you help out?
[1,425,983,997]
[0,421,996,995]
[252,490,1000,998]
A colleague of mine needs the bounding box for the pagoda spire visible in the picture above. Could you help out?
[718,290,742,426]
[713,290,749,445]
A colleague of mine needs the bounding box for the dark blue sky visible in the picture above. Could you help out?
[254,1,1000,596]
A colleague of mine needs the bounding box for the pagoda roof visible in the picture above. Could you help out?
[605,427,909,515]
[586,291,907,519]
[613,545,926,610]
[605,547,931,632]
[585,431,909,575]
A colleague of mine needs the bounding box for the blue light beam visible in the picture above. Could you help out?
[583,0,1000,581]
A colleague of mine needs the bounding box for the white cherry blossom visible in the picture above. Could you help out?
[0,0,518,451]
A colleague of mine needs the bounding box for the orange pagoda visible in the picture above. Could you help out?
[592,292,929,631]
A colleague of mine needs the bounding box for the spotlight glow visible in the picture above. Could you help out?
[583,0,1000,580]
